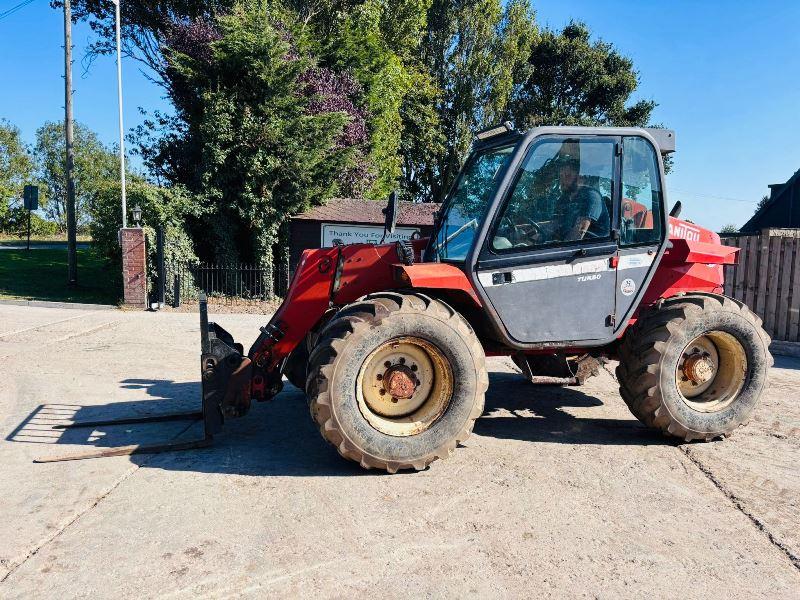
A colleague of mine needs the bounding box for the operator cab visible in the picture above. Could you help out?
[427,124,674,347]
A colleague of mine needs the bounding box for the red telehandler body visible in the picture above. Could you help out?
[193,125,771,472]
[43,126,770,469]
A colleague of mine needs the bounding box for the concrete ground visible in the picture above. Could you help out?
[0,304,798,599]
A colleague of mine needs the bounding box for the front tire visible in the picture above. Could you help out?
[306,292,488,472]
[617,293,772,441]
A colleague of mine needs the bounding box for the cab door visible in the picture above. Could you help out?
[474,135,620,344]
[615,136,666,322]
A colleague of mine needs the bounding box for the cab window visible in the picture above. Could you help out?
[433,144,515,261]
[492,137,614,251]
[620,136,664,246]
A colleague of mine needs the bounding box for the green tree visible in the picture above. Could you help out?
[66,0,431,202]
[90,176,198,301]
[68,0,437,202]
[150,4,366,270]
[411,13,657,202]
[719,224,740,234]
[56,0,229,76]
[507,21,655,128]
[413,0,536,202]
[65,0,663,212]
[300,0,434,199]
[34,121,118,232]
[0,120,35,230]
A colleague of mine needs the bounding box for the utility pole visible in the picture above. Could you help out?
[64,0,78,286]
[113,0,127,228]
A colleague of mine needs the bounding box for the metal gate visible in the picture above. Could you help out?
[154,226,290,307]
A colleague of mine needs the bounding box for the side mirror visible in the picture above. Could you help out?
[669,201,682,218]
[383,190,399,235]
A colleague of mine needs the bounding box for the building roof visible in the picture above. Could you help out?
[294,198,440,226]
[741,167,800,232]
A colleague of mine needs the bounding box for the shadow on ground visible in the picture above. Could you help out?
[773,355,800,370]
[475,371,667,446]
[10,370,672,477]
[6,379,201,450]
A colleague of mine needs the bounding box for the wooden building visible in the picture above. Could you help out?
[741,168,800,232]
[289,199,439,272]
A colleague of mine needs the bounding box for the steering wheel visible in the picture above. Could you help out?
[582,228,601,240]
[501,215,543,244]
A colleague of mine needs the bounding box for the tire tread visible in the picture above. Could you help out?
[307,292,487,472]
[617,293,772,441]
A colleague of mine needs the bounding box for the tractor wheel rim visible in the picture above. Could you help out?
[356,336,453,437]
[675,331,747,413]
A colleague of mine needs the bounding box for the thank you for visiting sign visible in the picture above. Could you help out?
[321,223,419,247]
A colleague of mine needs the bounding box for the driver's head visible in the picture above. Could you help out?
[558,157,579,193]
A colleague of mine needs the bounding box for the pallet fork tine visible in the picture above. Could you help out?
[51,411,204,430]
[33,436,213,463]
[35,293,240,464]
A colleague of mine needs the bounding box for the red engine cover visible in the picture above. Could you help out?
[641,217,737,306]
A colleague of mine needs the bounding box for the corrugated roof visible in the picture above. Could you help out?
[294,198,440,226]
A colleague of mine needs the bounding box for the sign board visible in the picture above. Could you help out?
[321,223,419,247]
[23,185,39,211]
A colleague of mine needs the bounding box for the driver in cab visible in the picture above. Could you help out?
[554,156,609,242]
[494,154,609,249]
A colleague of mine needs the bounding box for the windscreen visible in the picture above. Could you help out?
[432,144,515,261]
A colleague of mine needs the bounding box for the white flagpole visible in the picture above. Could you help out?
[113,0,127,228]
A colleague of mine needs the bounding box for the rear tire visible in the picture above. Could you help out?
[306,292,488,472]
[617,293,772,441]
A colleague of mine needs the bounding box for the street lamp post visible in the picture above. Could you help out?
[113,0,127,229]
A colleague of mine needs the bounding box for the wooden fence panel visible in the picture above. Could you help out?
[721,237,735,297]
[776,238,794,341]
[720,236,738,299]
[764,235,782,336]
[722,258,736,298]
[789,238,800,342]
[755,233,771,320]
[746,235,760,309]
[732,236,748,302]
[717,230,800,341]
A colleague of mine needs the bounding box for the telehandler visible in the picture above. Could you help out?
[45,125,771,471]
[193,124,771,472]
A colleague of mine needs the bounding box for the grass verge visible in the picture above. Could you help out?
[0,247,121,305]
[0,234,92,244]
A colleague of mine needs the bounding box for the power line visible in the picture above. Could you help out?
[0,0,36,22]
[670,188,759,204]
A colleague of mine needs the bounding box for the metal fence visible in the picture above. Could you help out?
[169,261,277,306]
[151,226,291,307]
[720,229,800,342]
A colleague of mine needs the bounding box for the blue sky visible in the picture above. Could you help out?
[1,0,798,230]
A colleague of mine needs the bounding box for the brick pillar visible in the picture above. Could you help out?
[121,228,147,308]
